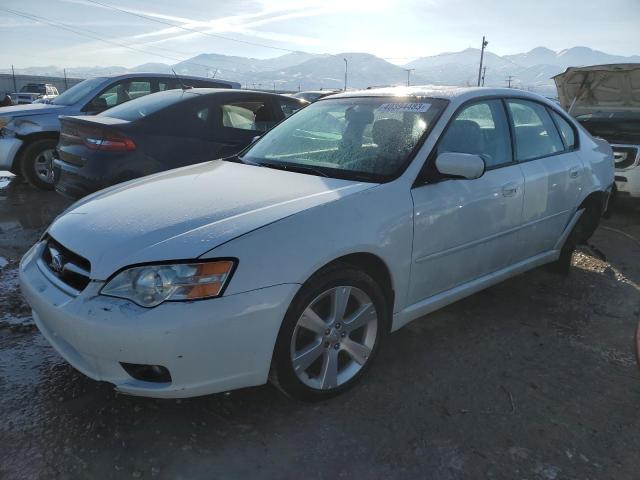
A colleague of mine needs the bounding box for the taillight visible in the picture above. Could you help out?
[61,122,136,152]
[84,134,136,152]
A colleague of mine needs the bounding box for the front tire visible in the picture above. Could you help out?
[270,264,389,401]
[19,139,57,190]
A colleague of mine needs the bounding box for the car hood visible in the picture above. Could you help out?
[0,103,68,118]
[48,160,376,280]
[553,64,640,116]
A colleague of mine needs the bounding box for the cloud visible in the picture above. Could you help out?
[71,0,391,51]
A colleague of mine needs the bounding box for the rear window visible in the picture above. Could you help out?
[101,90,196,121]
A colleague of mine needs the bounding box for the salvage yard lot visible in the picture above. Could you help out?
[1,173,639,479]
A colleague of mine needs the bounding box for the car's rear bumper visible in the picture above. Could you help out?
[0,136,23,170]
[19,241,299,398]
[53,158,103,199]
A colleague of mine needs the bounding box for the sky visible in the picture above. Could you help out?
[1,0,639,68]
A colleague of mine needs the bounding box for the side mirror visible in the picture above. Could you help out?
[435,152,485,180]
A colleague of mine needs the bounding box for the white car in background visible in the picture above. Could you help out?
[554,64,640,199]
[20,86,614,401]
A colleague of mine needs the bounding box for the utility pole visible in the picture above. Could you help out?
[11,64,17,93]
[477,36,488,87]
[343,57,348,91]
[506,75,514,88]
[63,68,68,90]
[273,82,276,92]
[404,68,415,87]
[481,66,487,87]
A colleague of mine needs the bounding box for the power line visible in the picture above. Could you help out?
[0,6,238,76]
[82,0,302,54]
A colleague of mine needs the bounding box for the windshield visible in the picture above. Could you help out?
[52,77,106,106]
[242,96,447,182]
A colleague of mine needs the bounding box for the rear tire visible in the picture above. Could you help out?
[270,263,389,401]
[19,139,57,190]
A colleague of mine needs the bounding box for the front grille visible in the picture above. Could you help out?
[612,146,638,170]
[41,236,91,292]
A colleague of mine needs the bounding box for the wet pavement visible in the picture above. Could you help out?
[1,172,639,479]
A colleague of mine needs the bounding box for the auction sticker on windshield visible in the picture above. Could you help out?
[378,103,431,113]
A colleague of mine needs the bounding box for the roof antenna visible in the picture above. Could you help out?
[172,68,191,90]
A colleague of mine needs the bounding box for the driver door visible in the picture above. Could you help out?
[408,99,525,305]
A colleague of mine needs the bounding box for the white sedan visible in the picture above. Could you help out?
[19,87,614,401]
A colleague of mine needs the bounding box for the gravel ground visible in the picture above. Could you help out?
[1,173,639,480]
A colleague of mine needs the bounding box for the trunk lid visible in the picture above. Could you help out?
[58,115,134,166]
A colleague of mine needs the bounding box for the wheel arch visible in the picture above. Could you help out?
[575,190,607,244]
[13,131,59,170]
[312,252,395,329]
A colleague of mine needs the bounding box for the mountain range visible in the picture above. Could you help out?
[5,46,639,95]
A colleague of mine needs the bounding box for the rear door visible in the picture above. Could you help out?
[408,99,525,304]
[506,99,584,260]
[156,98,223,169]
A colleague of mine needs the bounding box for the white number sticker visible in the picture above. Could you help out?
[378,103,431,113]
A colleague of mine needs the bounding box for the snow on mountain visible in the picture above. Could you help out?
[7,47,639,93]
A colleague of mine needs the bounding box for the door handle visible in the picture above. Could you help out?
[501,182,518,197]
[569,166,580,179]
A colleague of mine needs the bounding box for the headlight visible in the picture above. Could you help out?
[101,260,236,308]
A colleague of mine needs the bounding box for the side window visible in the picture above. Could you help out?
[220,100,276,132]
[550,110,576,150]
[277,98,306,118]
[159,80,178,91]
[507,100,564,161]
[438,100,512,168]
[128,81,151,99]
[93,80,152,109]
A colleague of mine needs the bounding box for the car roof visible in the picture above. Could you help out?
[325,85,552,104]
[89,72,241,86]
[149,88,308,101]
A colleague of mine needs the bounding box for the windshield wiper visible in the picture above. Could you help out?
[256,161,330,178]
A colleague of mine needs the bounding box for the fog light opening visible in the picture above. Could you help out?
[120,363,172,383]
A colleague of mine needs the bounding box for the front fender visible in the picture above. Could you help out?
[203,181,415,315]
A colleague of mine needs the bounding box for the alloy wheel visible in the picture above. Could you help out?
[34,148,55,184]
[290,286,378,390]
